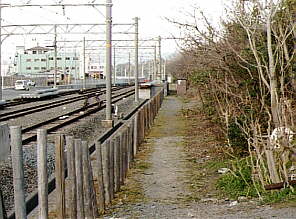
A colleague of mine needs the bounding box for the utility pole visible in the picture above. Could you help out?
[0,0,2,100]
[104,0,112,124]
[163,59,166,80]
[134,17,139,102]
[82,37,86,89]
[149,61,152,81]
[113,46,116,86]
[54,25,57,88]
[154,45,157,81]
[158,36,162,81]
[128,53,131,84]
[141,63,144,78]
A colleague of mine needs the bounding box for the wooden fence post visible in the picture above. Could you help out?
[126,125,130,169]
[55,135,66,219]
[75,139,85,219]
[109,139,115,200]
[88,151,99,218]
[0,186,7,219]
[144,105,148,131]
[147,102,151,129]
[152,98,156,120]
[101,141,111,205]
[141,107,145,142]
[37,129,48,219]
[95,140,105,214]
[82,141,94,219]
[129,122,134,161]
[66,136,77,219]
[133,114,138,157]
[114,135,120,193]
[119,133,124,185]
[126,126,131,171]
[149,101,152,127]
[10,126,26,219]
[122,128,128,179]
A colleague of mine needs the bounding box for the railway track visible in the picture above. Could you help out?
[0,86,126,122]
[2,85,127,108]
[1,87,137,216]
[2,87,95,108]
[21,88,135,145]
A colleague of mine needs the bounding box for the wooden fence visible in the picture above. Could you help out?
[5,87,164,219]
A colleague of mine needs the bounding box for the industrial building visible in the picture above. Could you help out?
[11,46,81,79]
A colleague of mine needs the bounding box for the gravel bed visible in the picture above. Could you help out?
[0,143,55,214]
[0,93,142,214]
[5,88,130,129]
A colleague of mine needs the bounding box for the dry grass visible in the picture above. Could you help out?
[181,92,229,201]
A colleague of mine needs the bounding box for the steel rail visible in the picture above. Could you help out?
[21,89,135,145]
[0,87,125,122]
[2,87,97,108]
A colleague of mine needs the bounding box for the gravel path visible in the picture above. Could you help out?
[105,96,296,219]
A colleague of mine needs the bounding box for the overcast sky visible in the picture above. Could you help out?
[1,0,226,70]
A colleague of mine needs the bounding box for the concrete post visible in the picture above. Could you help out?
[0,0,2,100]
[37,129,48,219]
[158,36,162,81]
[83,37,86,90]
[54,25,57,88]
[128,53,131,84]
[105,0,112,121]
[154,45,157,81]
[113,46,116,86]
[134,17,139,102]
[10,126,26,219]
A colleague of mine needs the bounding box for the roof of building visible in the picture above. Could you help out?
[25,46,53,51]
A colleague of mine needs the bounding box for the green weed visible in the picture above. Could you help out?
[216,158,263,199]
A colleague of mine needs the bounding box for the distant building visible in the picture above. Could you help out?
[87,57,105,79]
[11,46,80,79]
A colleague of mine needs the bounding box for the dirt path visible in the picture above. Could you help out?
[105,96,296,219]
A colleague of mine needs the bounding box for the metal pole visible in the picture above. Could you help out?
[0,0,2,100]
[128,53,130,84]
[149,61,152,81]
[158,36,162,81]
[113,46,116,86]
[141,63,144,78]
[134,17,139,102]
[154,45,157,81]
[163,59,166,81]
[83,37,86,89]
[105,0,112,121]
[54,25,57,88]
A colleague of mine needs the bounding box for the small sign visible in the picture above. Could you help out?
[0,124,10,162]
